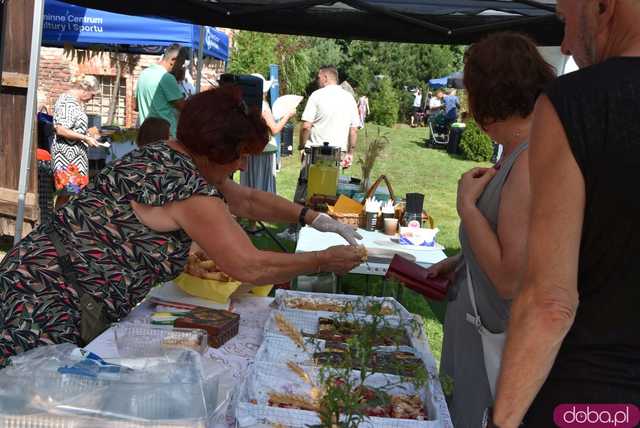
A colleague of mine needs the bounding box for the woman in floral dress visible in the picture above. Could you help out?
[51,74,101,208]
[0,86,364,367]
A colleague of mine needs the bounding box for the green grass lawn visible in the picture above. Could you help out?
[251,123,490,363]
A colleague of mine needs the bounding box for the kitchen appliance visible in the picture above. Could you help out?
[402,192,425,227]
[306,142,341,201]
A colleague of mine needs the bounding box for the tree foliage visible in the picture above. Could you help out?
[341,41,463,93]
[369,77,399,128]
[228,32,464,126]
[226,31,278,77]
[460,120,494,162]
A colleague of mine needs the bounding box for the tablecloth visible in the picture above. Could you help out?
[86,295,274,427]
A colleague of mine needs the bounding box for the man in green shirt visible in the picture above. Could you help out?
[135,44,186,137]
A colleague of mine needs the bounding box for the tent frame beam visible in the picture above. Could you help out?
[511,0,556,13]
[214,0,335,17]
[344,0,452,35]
[452,14,556,36]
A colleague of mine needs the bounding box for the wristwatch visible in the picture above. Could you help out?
[482,407,501,428]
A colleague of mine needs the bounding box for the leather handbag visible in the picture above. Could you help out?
[46,224,109,346]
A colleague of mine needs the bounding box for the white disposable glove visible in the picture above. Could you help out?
[310,213,363,246]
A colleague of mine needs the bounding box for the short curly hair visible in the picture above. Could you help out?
[464,31,556,127]
[177,85,269,164]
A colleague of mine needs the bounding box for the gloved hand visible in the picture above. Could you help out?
[310,213,363,246]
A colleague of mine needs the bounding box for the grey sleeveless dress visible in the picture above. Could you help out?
[440,143,528,428]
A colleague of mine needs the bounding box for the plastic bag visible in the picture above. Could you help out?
[0,343,225,427]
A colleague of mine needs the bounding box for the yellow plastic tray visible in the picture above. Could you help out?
[174,273,272,304]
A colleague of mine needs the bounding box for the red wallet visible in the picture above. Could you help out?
[385,255,450,301]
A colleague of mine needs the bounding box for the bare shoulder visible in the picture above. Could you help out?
[508,148,530,186]
[502,147,530,199]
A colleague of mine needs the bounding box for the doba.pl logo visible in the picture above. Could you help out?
[554,404,640,427]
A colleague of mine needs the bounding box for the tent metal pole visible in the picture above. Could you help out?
[14,0,45,244]
[0,0,6,80]
[269,63,281,169]
[195,26,205,93]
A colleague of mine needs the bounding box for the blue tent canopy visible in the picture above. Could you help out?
[428,77,449,89]
[429,71,464,89]
[42,0,229,61]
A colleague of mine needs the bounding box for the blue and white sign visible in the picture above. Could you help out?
[42,0,229,61]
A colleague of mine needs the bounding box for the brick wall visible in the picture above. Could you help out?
[37,47,227,128]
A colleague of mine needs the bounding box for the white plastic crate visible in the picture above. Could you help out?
[274,289,413,320]
[236,360,449,428]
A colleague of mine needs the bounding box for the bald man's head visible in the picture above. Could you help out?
[557,0,640,68]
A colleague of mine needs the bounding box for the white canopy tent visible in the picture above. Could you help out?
[14,0,572,240]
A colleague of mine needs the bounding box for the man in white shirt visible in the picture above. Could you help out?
[294,66,360,203]
[428,90,444,112]
[298,66,360,154]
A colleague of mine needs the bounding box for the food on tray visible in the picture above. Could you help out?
[285,296,353,313]
[343,384,426,420]
[267,392,319,411]
[391,394,427,420]
[185,251,233,282]
[266,384,426,420]
[160,330,204,351]
[311,317,411,346]
[283,296,395,315]
[313,347,423,377]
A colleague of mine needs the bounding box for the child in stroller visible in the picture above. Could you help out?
[427,109,450,146]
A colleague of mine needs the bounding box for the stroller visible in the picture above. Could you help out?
[427,110,450,147]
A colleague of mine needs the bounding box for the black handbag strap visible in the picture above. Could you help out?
[45,224,85,299]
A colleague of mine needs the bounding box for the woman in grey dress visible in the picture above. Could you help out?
[425,33,556,427]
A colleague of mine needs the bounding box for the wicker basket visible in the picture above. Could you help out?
[329,175,436,230]
[329,175,396,229]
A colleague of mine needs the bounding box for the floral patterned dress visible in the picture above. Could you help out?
[51,93,90,194]
[0,142,221,367]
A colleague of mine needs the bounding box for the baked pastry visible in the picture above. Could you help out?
[391,394,427,420]
[160,331,203,351]
[184,251,233,282]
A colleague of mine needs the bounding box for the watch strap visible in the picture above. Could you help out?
[299,206,310,226]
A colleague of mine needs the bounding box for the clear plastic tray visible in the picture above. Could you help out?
[0,343,222,428]
[114,323,208,357]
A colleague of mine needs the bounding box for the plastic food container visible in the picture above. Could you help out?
[114,323,208,357]
[0,344,218,428]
